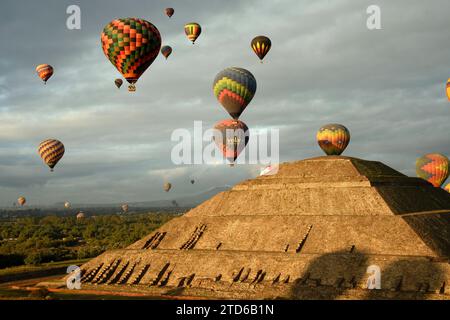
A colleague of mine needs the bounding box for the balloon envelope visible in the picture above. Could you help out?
[316,124,350,156]
[164,182,172,192]
[213,119,249,164]
[101,18,161,90]
[165,8,174,18]
[64,201,71,209]
[18,197,26,206]
[446,78,450,101]
[184,22,201,44]
[36,64,53,83]
[416,153,449,187]
[115,79,123,88]
[121,204,129,213]
[161,45,172,59]
[251,36,271,61]
[444,183,450,193]
[213,67,257,119]
[38,139,65,172]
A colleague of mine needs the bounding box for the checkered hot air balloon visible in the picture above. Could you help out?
[416,153,449,187]
[316,124,351,156]
[213,67,257,120]
[251,36,272,63]
[38,139,65,172]
[36,64,53,84]
[184,22,201,44]
[213,119,250,166]
[101,18,161,92]
[161,45,172,59]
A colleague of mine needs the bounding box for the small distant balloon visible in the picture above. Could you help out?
[416,153,449,187]
[164,182,172,192]
[115,79,123,89]
[64,201,71,209]
[18,196,26,206]
[213,119,250,165]
[161,46,172,59]
[36,64,54,84]
[446,78,450,101]
[184,22,201,44]
[251,36,271,62]
[165,8,174,18]
[316,124,351,156]
[121,204,129,213]
[190,179,195,184]
[38,139,65,172]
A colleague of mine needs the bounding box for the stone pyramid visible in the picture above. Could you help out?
[78,156,450,299]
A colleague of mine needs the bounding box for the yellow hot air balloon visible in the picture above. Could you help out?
[38,139,65,172]
[444,183,450,193]
[184,22,201,44]
[17,196,26,206]
[446,78,450,101]
[163,182,172,192]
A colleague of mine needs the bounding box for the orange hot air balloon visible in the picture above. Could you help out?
[444,183,450,193]
[184,22,201,44]
[101,18,161,92]
[38,139,65,172]
[17,196,26,206]
[165,8,174,18]
[416,153,449,187]
[213,119,250,165]
[316,124,351,156]
[446,78,450,101]
[36,64,54,84]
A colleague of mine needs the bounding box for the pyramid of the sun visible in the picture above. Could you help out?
[78,156,450,299]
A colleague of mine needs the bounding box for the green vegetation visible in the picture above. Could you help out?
[0,212,175,269]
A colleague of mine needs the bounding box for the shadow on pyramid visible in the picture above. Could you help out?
[75,156,450,299]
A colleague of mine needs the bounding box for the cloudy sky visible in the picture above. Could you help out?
[0,0,449,206]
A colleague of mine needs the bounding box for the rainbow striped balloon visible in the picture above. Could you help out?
[184,22,201,44]
[416,153,449,187]
[38,139,65,172]
[317,124,351,156]
[36,64,53,84]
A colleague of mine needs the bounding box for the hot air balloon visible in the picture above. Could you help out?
[446,78,450,101]
[164,182,172,192]
[316,124,351,156]
[38,139,65,172]
[36,64,54,84]
[115,79,123,89]
[121,204,129,213]
[101,18,161,92]
[190,179,195,184]
[416,153,449,187]
[444,183,450,193]
[184,22,201,44]
[17,196,26,207]
[213,119,250,165]
[161,45,172,59]
[64,201,71,209]
[165,8,174,18]
[76,211,85,220]
[251,36,271,63]
[213,67,257,119]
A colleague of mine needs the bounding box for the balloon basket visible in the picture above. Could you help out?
[128,84,136,92]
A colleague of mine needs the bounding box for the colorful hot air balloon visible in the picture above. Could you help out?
[121,204,129,213]
[38,139,65,172]
[316,124,351,156]
[164,182,172,192]
[115,79,123,89]
[444,183,450,193]
[101,18,161,92]
[213,119,250,165]
[213,67,257,119]
[17,196,26,207]
[251,36,271,62]
[36,64,54,84]
[184,22,201,44]
[446,78,450,101]
[64,201,71,209]
[416,153,449,187]
[161,45,172,59]
[165,8,174,18]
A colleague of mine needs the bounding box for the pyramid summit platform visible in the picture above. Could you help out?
[76,156,450,299]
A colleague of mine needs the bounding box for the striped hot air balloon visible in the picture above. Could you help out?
[213,67,257,119]
[161,45,172,59]
[416,153,449,187]
[165,8,174,18]
[251,36,272,62]
[213,119,250,165]
[101,18,161,92]
[184,22,201,44]
[38,139,65,172]
[36,64,54,84]
[317,124,351,156]
[444,183,450,193]
[446,78,450,101]
[17,196,26,206]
